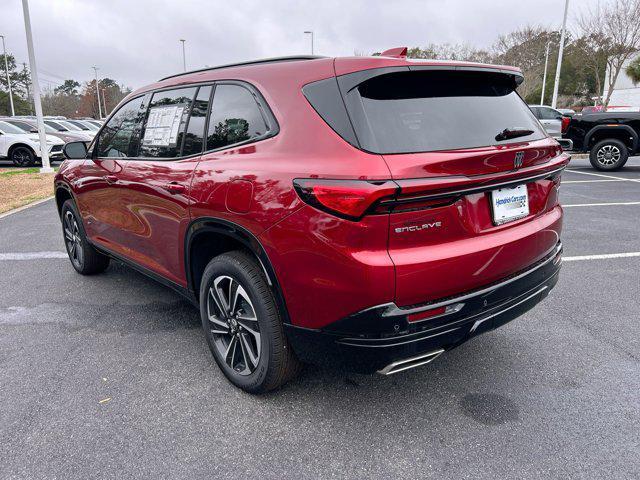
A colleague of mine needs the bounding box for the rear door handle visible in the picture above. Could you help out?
[104,175,118,184]
[163,182,186,194]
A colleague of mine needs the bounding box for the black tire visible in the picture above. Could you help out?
[10,145,36,167]
[199,251,301,393]
[589,139,629,171]
[61,199,110,275]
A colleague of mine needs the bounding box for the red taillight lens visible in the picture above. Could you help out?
[293,179,398,220]
[561,116,570,134]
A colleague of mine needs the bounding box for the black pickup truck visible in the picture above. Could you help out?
[563,112,640,170]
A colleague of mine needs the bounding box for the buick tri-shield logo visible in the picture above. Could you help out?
[514,151,525,169]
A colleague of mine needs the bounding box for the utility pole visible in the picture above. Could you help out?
[0,35,15,116]
[551,0,569,109]
[92,66,102,119]
[180,39,186,72]
[541,42,551,105]
[304,31,314,55]
[21,0,52,172]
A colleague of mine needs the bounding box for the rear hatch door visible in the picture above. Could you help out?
[336,65,567,306]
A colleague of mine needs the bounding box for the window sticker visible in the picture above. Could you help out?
[142,105,185,147]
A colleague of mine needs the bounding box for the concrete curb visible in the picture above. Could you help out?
[0,196,54,220]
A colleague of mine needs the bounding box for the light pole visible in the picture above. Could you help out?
[551,0,569,109]
[540,42,551,105]
[180,39,186,72]
[21,0,51,173]
[92,66,102,119]
[304,31,314,55]
[0,35,15,116]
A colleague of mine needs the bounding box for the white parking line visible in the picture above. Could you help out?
[563,201,640,208]
[563,179,627,184]
[564,252,640,262]
[0,251,67,260]
[565,169,640,183]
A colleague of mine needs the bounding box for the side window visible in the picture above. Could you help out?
[206,84,268,150]
[541,107,561,120]
[139,87,197,158]
[530,107,541,119]
[96,96,146,158]
[182,86,212,157]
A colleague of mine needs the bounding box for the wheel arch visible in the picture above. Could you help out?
[184,217,291,324]
[8,142,37,159]
[54,181,76,217]
[584,125,638,153]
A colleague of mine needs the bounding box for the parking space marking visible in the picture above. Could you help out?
[563,179,627,184]
[563,201,640,207]
[564,252,640,262]
[0,251,67,260]
[565,169,640,183]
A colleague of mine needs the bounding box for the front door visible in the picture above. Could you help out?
[75,95,147,253]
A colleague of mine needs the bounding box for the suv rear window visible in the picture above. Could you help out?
[307,69,545,154]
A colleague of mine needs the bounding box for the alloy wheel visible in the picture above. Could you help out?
[596,145,621,166]
[12,147,32,167]
[207,275,261,375]
[63,211,84,268]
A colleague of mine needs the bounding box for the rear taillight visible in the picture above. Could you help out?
[561,116,570,134]
[293,179,398,220]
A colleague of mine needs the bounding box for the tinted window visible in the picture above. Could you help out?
[182,86,212,156]
[342,70,544,154]
[0,121,26,134]
[96,96,146,158]
[58,120,83,131]
[45,120,67,132]
[6,120,33,132]
[529,106,542,119]
[207,84,267,150]
[66,120,91,130]
[139,87,196,158]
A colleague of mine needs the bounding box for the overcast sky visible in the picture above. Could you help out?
[1,0,607,91]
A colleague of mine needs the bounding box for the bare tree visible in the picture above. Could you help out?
[578,0,640,107]
[407,43,492,63]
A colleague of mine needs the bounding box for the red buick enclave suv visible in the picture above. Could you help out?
[55,49,567,392]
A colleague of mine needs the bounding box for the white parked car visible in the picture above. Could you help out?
[44,120,94,141]
[0,120,65,166]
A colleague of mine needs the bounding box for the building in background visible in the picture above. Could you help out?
[602,53,640,111]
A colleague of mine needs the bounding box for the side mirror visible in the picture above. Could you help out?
[30,128,38,133]
[63,141,89,159]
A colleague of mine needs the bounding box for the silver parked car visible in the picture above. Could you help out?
[528,105,565,138]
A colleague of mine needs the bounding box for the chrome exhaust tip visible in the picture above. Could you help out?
[377,349,445,375]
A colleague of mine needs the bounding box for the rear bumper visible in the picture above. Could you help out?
[285,242,562,374]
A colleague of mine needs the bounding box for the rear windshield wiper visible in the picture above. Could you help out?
[495,127,534,142]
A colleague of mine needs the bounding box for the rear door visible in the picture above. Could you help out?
[113,85,211,286]
[334,66,566,306]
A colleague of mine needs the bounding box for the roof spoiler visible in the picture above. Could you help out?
[380,47,408,58]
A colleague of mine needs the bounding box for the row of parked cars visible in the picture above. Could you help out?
[529,104,640,171]
[0,116,103,166]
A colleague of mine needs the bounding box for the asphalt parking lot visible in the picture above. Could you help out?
[1,156,639,479]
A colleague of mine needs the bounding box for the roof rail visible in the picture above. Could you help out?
[158,55,326,81]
